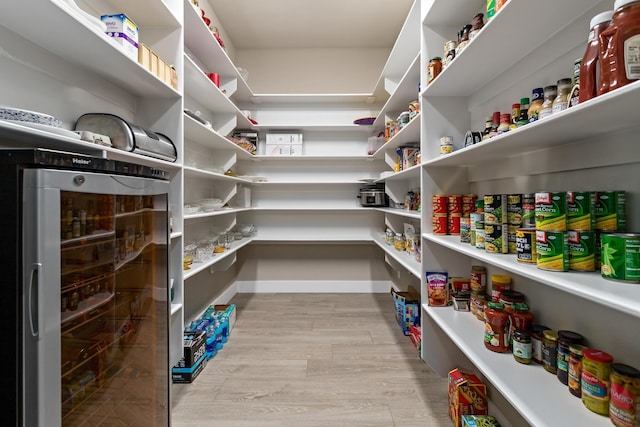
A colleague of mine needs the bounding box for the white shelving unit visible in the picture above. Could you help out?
[419,0,640,425]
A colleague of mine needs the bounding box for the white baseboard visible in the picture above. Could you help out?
[211,281,240,305]
[235,280,394,293]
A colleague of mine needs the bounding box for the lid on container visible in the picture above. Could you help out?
[491,274,512,284]
[557,78,573,87]
[475,199,485,209]
[429,56,442,61]
[558,330,584,343]
[520,98,530,105]
[513,302,530,311]
[531,88,544,101]
[514,329,531,340]
[500,290,525,301]
[612,363,640,378]
[614,0,640,12]
[532,324,551,335]
[569,344,587,354]
[543,330,559,341]
[590,10,615,28]
[583,348,614,362]
[487,301,505,310]
[544,85,558,93]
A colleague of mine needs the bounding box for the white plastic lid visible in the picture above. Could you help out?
[590,10,614,28]
[614,0,639,11]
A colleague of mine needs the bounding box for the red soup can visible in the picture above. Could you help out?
[448,195,463,214]
[433,195,448,214]
[433,214,448,235]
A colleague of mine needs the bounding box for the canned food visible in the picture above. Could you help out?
[470,291,487,321]
[448,214,461,235]
[484,194,505,225]
[522,193,536,228]
[600,233,640,282]
[535,192,567,231]
[567,191,595,230]
[507,194,523,225]
[568,230,596,271]
[609,363,640,427]
[432,195,448,214]
[582,349,614,416]
[462,194,477,215]
[536,230,569,271]
[470,212,484,230]
[485,224,507,254]
[516,228,537,263]
[470,265,487,292]
[490,274,511,302]
[595,191,626,231]
[433,214,448,235]
[508,224,519,254]
[460,216,471,243]
[440,143,453,155]
[409,99,420,119]
[448,195,463,214]
[475,229,486,249]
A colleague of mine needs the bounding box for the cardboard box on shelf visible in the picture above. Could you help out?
[266,133,303,145]
[101,13,139,61]
[172,354,207,383]
[448,369,488,427]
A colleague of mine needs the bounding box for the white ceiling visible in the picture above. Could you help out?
[207,0,415,50]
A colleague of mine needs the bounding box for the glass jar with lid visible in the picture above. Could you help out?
[513,330,532,364]
[484,302,509,352]
[427,57,443,83]
[394,233,405,251]
[542,329,559,374]
[552,78,573,114]
[538,85,557,120]
[557,330,584,386]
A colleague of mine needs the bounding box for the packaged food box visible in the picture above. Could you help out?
[461,415,501,427]
[266,133,303,145]
[172,354,207,383]
[391,287,420,336]
[101,13,139,61]
[448,276,471,305]
[448,369,488,427]
[182,330,206,368]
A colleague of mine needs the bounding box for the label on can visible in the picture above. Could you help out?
[460,216,471,243]
[567,191,595,231]
[448,195,463,214]
[485,224,507,254]
[516,228,537,263]
[568,230,596,272]
[484,194,505,225]
[432,195,448,214]
[508,224,519,254]
[462,194,477,215]
[600,233,640,282]
[535,192,567,231]
[470,212,484,230]
[507,194,523,225]
[475,229,486,249]
[433,214,448,235]
[522,193,536,228]
[595,191,626,231]
[448,214,461,235]
[536,230,569,271]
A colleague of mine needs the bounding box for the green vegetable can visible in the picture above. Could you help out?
[595,191,626,231]
[567,191,595,230]
[600,233,640,283]
[535,192,567,231]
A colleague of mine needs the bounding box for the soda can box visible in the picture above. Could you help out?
[182,330,206,368]
[101,14,139,61]
[172,354,207,384]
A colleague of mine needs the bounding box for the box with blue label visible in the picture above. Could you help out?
[172,354,207,383]
[101,14,139,61]
[182,330,206,368]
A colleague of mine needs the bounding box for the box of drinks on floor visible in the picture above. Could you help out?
[172,304,236,383]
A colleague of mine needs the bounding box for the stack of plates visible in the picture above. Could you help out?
[0,107,79,139]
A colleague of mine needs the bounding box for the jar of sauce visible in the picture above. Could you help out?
[528,87,545,122]
[427,57,442,83]
[557,330,585,386]
[568,344,587,397]
[470,291,487,321]
[552,78,573,114]
[538,85,557,120]
[490,274,511,302]
[499,290,525,313]
[509,303,534,345]
[484,302,509,353]
[580,11,614,102]
[609,363,640,426]
[599,0,640,94]
[497,113,511,134]
[531,324,550,364]
[513,330,532,364]
[582,348,614,415]
[542,329,559,374]
[470,265,487,292]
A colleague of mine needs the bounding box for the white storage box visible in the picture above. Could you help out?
[266,133,303,145]
[265,143,303,156]
[101,14,139,61]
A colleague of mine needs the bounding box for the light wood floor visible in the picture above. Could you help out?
[171,293,450,427]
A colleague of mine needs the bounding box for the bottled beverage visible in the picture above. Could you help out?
[516,98,529,126]
[528,88,544,122]
[538,85,557,120]
[598,0,640,94]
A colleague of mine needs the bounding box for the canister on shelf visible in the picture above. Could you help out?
[595,191,626,231]
[443,40,457,68]
[552,78,573,114]
[567,191,595,230]
[409,99,420,119]
[513,330,532,365]
[516,228,537,263]
[427,57,442,83]
[432,194,448,214]
[609,363,640,427]
[600,233,640,283]
[522,193,536,228]
[484,302,509,353]
[470,265,487,293]
[536,230,569,272]
[485,223,507,254]
[484,194,505,225]
[542,329,559,374]
[582,348,614,416]
[557,330,585,386]
[535,192,567,231]
[499,290,525,313]
[568,230,596,272]
[531,325,550,365]
[490,274,511,302]
[568,344,587,398]
[470,291,487,321]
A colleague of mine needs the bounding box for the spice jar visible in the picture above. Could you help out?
[490,274,511,302]
[513,330,532,364]
[484,302,509,353]
[538,85,557,120]
[531,324,550,364]
[394,233,405,251]
[385,228,394,245]
[456,25,472,54]
[582,348,614,415]
[568,344,587,397]
[427,57,443,83]
[443,40,457,68]
[542,329,559,374]
[556,330,585,386]
[497,113,511,134]
[609,363,640,426]
[552,78,573,114]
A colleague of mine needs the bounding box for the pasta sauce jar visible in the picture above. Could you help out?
[484,302,509,353]
[557,330,585,386]
[609,363,640,427]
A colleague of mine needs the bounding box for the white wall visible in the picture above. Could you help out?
[235,48,390,94]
